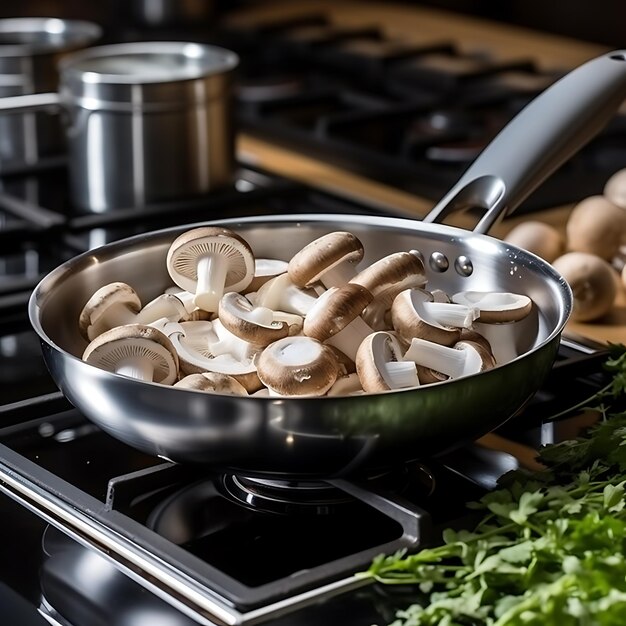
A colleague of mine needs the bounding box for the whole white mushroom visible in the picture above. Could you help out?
[552,252,617,322]
[503,220,564,263]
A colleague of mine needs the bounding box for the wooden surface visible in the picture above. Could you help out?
[234,1,626,347]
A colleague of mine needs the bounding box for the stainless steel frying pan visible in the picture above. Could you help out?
[29,51,626,478]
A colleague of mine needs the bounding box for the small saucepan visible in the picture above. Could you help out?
[0,40,238,211]
[29,51,626,478]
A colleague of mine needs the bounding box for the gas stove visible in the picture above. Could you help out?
[0,3,623,625]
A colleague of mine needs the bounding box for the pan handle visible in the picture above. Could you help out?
[422,51,626,234]
[0,92,62,115]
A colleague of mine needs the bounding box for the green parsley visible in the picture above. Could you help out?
[361,345,626,625]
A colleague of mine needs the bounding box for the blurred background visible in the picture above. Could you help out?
[0,1,623,47]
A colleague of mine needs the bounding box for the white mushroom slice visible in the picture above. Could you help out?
[288,231,364,289]
[327,373,364,396]
[208,319,260,362]
[254,273,318,316]
[451,291,532,323]
[79,282,142,341]
[166,226,255,313]
[164,286,196,314]
[173,372,248,395]
[303,283,374,361]
[271,310,304,336]
[391,289,463,347]
[256,336,339,397]
[135,293,188,325]
[219,292,289,347]
[82,324,179,385]
[403,337,495,380]
[421,301,479,329]
[351,250,426,330]
[244,258,289,294]
[356,331,419,393]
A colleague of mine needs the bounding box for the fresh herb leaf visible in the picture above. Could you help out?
[363,345,626,625]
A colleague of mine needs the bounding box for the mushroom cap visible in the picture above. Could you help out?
[503,220,565,263]
[391,288,462,346]
[552,252,617,321]
[244,258,289,294]
[287,231,364,288]
[303,283,373,343]
[79,282,141,340]
[356,331,413,393]
[218,292,288,346]
[350,250,425,301]
[166,226,255,294]
[174,372,248,395]
[256,336,339,396]
[82,324,179,385]
[566,195,626,261]
[604,168,626,209]
[451,291,532,323]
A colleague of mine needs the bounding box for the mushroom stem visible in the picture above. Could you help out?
[97,302,136,330]
[326,316,374,361]
[195,254,229,312]
[116,357,154,381]
[422,301,478,329]
[385,361,420,388]
[404,338,470,379]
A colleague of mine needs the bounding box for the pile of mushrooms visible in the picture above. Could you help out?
[504,167,626,322]
[78,226,534,397]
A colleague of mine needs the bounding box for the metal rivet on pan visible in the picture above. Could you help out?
[455,255,474,277]
[429,252,449,272]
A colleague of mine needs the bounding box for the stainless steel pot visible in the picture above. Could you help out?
[0,18,101,171]
[0,41,238,211]
[29,51,626,478]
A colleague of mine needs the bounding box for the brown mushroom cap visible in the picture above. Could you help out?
[604,168,626,209]
[82,324,179,385]
[79,282,141,341]
[166,226,255,311]
[391,288,462,346]
[356,331,418,393]
[256,336,339,396]
[451,291,532,323]
[287,231,364,288]
[566,195,626,261]
[503,221,565,263]
[303,283,373,343]
[218,292,288,346]
[350,250,425,301]
[174,372,248,395]
[552,252,617,321]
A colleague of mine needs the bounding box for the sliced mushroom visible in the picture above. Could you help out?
[327,373,364,396]
[166,227,255,313]
[79,282,142,341]
[173,372,248,395]
[255,273,318,316]
[218,292,289,347]
[256,336,339,396]
[288,231,364,289]
[244,258,289,294]
[403,337,496,380]
[451,291,532,323]
[356,331,419,393]
[303,283,374,360]
[82,324,179,385]
[391,288,469,347]
[351,250,426,329]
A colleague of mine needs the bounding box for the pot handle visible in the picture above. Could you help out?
[0,92,62,115]
[422,51,626,234]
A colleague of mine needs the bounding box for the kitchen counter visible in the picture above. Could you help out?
[233,0,626,346]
